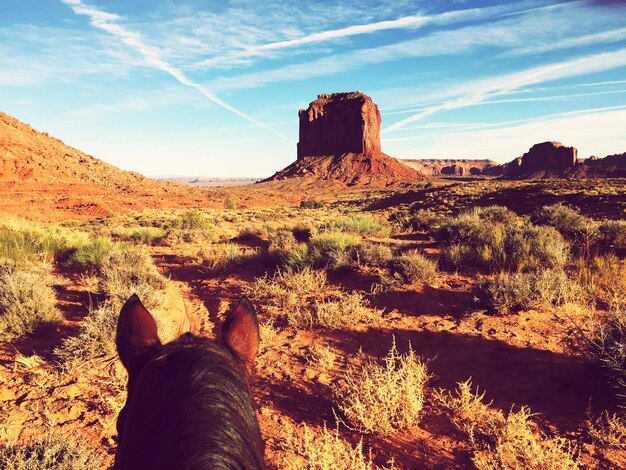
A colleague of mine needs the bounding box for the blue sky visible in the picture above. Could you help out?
[1,0,626,177]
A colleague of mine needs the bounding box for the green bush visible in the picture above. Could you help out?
[531,204,600,254]
[389,250,438,284]
[0,436,102,470]
[405,209,445,233]
[475,270,586,314]
[0,261,61,340]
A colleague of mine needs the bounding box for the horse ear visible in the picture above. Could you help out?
[221,297,260,374]
[117,294,161,372]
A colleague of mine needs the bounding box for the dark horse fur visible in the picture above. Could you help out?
[114,294,264,469]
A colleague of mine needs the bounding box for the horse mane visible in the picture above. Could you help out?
[115,333,264,469]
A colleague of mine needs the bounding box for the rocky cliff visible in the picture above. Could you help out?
[265,92,425,187]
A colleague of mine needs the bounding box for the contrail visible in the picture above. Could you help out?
[382,47,626,133]
[61,0,292,144]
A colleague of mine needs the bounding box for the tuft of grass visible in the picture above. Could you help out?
[307,231,364,269]
[438,208,569,272]
[334,339,429,434]
[63,237,120,270]
[0,261,61,340]
[586,411,626,449]
[0,435,103,470]
[0,219,71,264]
[475,270,587,314]
[328,214,391,237]
[315,292,377,330]
[389,250,437,284]
[280,423,390,470]
[98,249,165,308]
[247,268,376,329]
[305,344,337,369]
[438,380,580,470]
[54,303,119,371]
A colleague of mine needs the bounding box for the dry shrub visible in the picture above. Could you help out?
[586,411,626,449]
[334,340,429,434]
[98,249,165,308]
[475,270,587,314]
[196,243,262,272]
[574,254,626,311]
[0,434,103,469]
[0,261,61,340]
[438,380,580,469]
[329,213,391,237]
[54,303,119,372]
[315,292,375,330]
[591,307,626,408]
[389,250,437,284]
[305,344,336,369]
[438,208,569,272]
[247,268,376,329]
[281,423,390,470]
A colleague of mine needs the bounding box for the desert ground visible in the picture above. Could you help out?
[0,177,624,469]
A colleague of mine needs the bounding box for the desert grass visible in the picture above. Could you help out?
[195,243,263,272]
[247,268,377,329]
[54,303,119,372]
[475,270,587,314]
[0,261,61,340]
[437,207,569,272]
[328,213,391,237]
[586,411,626,449]
[0,434,103,470]
[334,340,429,434]
[280,423,390,470]
[98,249,165,308]
[389,250,437,284]
[305,343,337,369]
[438,380,580,469]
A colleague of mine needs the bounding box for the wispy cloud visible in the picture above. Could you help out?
[61,0,292,143]
[500,26,626,57]
[382,48,626,133]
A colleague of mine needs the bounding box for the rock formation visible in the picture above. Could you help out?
[297,92,381,160]
[400,159,500,177]
[504,142,577,178]
[265,92,425,186]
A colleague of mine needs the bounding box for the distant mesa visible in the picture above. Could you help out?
[401,159,500,177]
[264,92,426,187]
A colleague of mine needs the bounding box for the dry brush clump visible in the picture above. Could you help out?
[0,260,61,340]
[280,423,391,470]
[474,270,587,314]
[438,380,580,469]
[0,434,103,470]
[388,249,438,285]
[334,340,429,434]
[437,206,569,272]
[586,411,626,449]
[247,268,378,329]
[98,248,165,308]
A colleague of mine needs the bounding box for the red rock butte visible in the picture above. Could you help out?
[266,92,425,187]
[297,92,382,159]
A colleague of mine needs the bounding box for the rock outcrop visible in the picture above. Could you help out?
[265,92,426,187]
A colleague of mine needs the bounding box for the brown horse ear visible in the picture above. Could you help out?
[117,294,161,372]
[221,297,260,375]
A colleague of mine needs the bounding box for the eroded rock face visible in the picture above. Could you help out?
[297,92,381,160]
[518,141,577,174]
